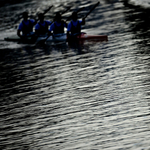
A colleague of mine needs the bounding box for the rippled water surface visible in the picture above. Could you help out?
[1,0,150,149]
[129,0,150,8]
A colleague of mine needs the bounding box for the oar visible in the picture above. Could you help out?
[35,5,53,22]
[67,2,100,39]
[83,1,100,19]
[66,6,86,21]
[60,5,72,15]
[43,5,53,15]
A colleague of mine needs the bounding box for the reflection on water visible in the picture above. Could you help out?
[0,0,150,149]
[127,0,150,8]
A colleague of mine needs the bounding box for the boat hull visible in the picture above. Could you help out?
[46,33,108,43]
[77,33,108,41]
[4,33,108,43]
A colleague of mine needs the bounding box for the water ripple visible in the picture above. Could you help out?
[1,0,150,149]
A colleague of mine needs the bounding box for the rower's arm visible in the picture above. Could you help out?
[67,22,71,37]
[35,29,40,35]
[17,30,21,37]
[48,30,52,36]
[67,31,70,38]
[33,19,37,25]
[67,31,70,42]
[81,18,85,25]
[62,20,68,27]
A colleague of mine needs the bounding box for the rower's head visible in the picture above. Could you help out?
[72,11,78,21]
[38,13,44,22]
[55,12,61,22]
[22,12,28,20]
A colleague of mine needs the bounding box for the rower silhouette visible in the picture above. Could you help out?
[17,11,36,37]
[67,11,85,37]
[48,12,67,36]
[35,13,52,36]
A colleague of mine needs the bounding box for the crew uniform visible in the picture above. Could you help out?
[35,13,52,35]
[17,12,36,38]
[67,20,83,35]
[49,21,67,35]
[67,11,85,39]
[48,12,67,37]
[35,20,52,35]
[18,19,35,36]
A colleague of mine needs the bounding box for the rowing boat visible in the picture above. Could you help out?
[4,34,37,43]
[4,33,108,44]
[4,34,27,42]
[4,34,48,44]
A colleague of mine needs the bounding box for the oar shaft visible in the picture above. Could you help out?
[84,2,100,19]
[43,5,53,15]
[66,7,85,21]
[60,6,72,15]
[35,5,53,22]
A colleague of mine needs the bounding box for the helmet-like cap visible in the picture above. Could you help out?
[22,11,28,18]
[55,12,61,20]
[72,11,77,20]
[38,13,44,19]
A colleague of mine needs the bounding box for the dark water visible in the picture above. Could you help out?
[1,0,150,149]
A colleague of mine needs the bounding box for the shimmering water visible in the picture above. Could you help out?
[1,0,150,149]
[129,0,150,8]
